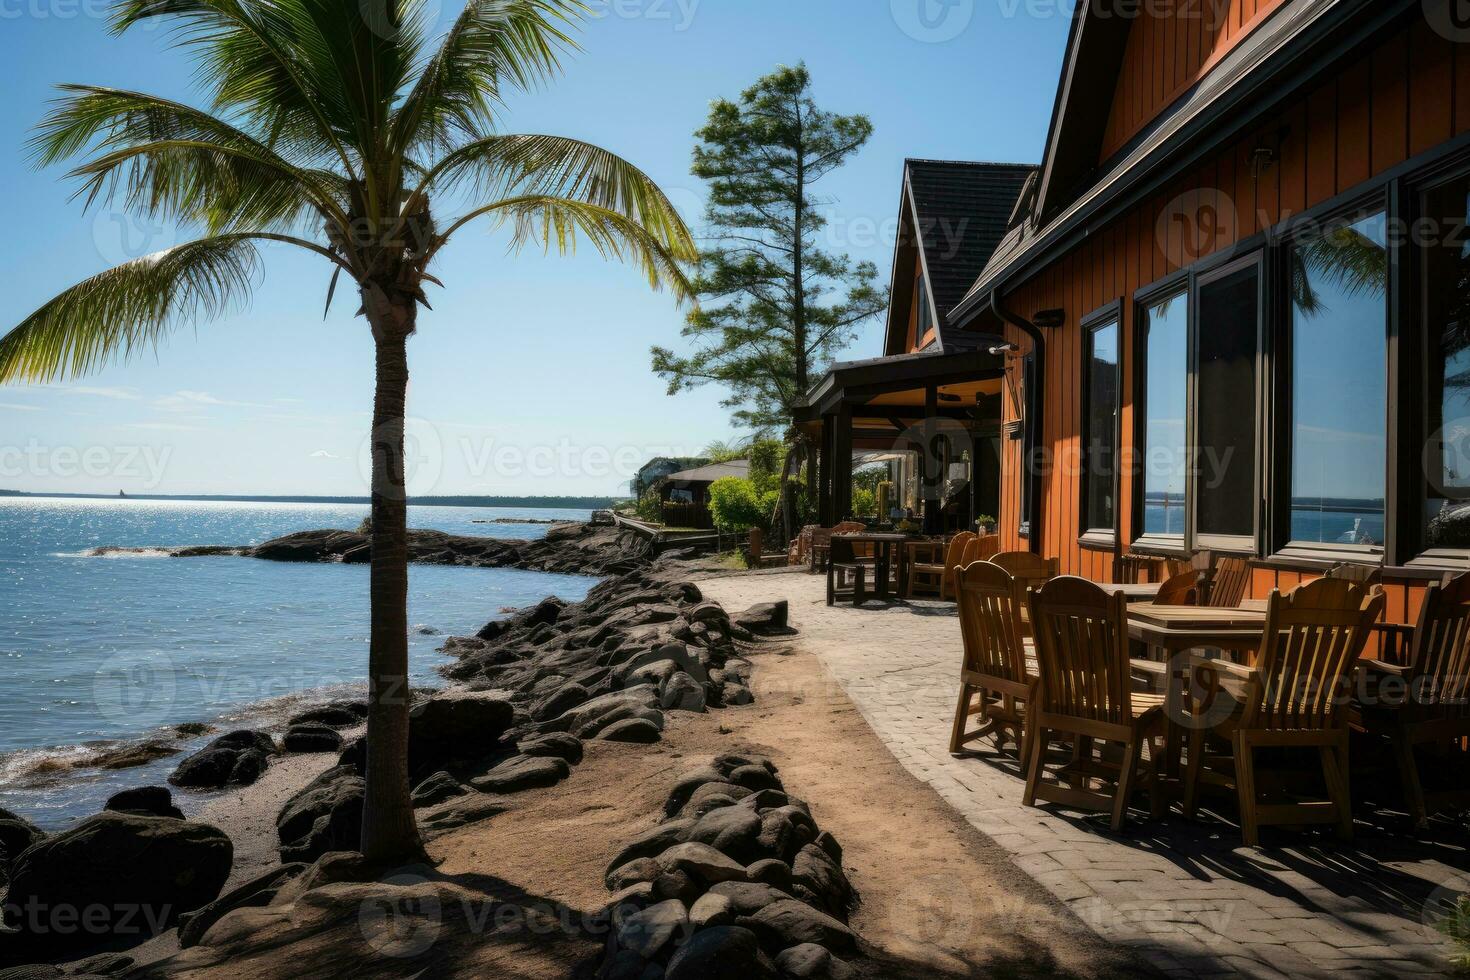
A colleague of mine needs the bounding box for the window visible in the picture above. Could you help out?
[915,276,933,348]
[1423,177,1470,551]
[1140,292,1188,539]
[1286,212,1388,548]
[1195,258,1261,547]
[1082,310,1120,537]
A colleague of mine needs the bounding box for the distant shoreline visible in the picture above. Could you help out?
[0,490,619,509]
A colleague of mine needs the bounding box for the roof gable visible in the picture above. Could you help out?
[882,160,1036,355]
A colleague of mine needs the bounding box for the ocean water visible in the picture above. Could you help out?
[0,497,597,827]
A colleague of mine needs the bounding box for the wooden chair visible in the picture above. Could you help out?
[951,562,1036,758]
[990,551,1059,593]
[908,532,974,600]
[825,535,868,607]
[1024,577,1168,831]
[1153,569,1201,607]
[1183,577,1384,846]
[1114,553,1160,584]
[808,526,833,574]
[1206,556,1252,609]
[1328,562,1383,588]
[1355,573,1470,828]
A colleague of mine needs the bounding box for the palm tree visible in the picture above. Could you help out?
[0,0,695,863]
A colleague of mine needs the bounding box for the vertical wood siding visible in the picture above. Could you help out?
[995,21,1460,623]
[1100,0,1291,162]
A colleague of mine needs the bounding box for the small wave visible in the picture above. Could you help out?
[54,547,175,559]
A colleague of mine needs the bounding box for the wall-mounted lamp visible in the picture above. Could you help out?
[988,342,1021,358]
[1249,145,1277,178]
[1032,309,1065,329]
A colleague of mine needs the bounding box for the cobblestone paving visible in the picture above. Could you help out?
[698,571,1469,979]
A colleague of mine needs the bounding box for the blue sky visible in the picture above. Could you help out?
[0,0,1069,497]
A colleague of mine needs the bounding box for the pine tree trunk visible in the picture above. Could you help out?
[360,306,425,865]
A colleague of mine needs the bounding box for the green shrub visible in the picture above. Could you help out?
[748,438,785,494]
[852,486,877,518]
[1439,896,1470,972]
[635,486,663,523]
[708,477,767,532]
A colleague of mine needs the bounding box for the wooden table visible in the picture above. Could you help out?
[833,533,914,601]
[1099,582,1163,602]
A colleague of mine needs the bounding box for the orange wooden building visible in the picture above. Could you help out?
[806,0,1470,629]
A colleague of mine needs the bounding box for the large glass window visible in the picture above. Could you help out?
[1195,262,1260,542]
[1141,294,1188,536]
[1084,318,1119,533]
[1423,177,1470,550]
[1287,212,1388,546]
[915,277,932,347]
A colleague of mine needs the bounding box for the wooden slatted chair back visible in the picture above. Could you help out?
[1027,577,1135,726]
[959,533,998,567]
[1207,557,1252,608]
[945,532,977,572]
[991,551,1059,593]
[1327,562,1383,587]
[1245,578,1384,732]
[1114,553,1164,584]
[956,562,1029,686]
[1153,570,1201,606]
[1408,573,1470,716]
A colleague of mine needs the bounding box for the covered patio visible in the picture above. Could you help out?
[799,347,1009,533]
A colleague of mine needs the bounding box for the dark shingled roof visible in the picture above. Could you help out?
[905,160,1036,350]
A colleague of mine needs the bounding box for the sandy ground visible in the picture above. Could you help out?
[128,620,1145,979]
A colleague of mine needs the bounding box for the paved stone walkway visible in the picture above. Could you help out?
[697,570,1468,979]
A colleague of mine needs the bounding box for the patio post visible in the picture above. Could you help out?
[834,402,853,521]
[818,413,833,526]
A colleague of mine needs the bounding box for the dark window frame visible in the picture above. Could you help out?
[1191,252,1267,555]
[1131,272,1192,556]
[1080,300,1123,549]
[1268,194,1391,565]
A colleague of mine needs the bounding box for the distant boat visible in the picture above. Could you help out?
[118,490,126,498]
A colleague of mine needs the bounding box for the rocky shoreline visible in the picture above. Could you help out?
[88,521,649,577]
[0,523,868,978]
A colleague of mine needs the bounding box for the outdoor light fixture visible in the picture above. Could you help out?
[988,342,1020,357]
[1032,309,1065,329]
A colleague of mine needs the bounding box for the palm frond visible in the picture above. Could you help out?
[110,0,357,171]
[425,134,696,262]
[392,0,583,154]
[0,236,261,383]
[441,195,693,303]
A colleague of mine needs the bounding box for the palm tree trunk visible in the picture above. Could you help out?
[360,311,425,864]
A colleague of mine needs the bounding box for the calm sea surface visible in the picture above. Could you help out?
[0,497,597,827]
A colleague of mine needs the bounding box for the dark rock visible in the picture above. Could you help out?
[737,789,792,812]
[721,683,755,707]
[3,813,231,954]
[517,732,584,765]
[688,806,762,863]
[688,890,734,928]
[792,844,851,918]
[651,868,700,906]
[707,881,790,916]
[757,811,799,864]
[814,831,842,863]
[275,765,364,863]
[336,736,366,772]
[417,793,509,837]
[169,730,276,789]
[655,842,746,884]
[93,740,180,770]
[286,703,364,729]
[600,719,662,744]
[469,754,569,794]
[605,820,694,877]
[606,857,661,891]
[733,601,790,636]
[282,724,343,754]
[774,943,855,979]
[0,814,45,874]
[176,862,306,948]
[615,898,688,959]
[104,786,183,820]
[407,691,515,773]
[660,672,707,713]
[746,859,792,890]
[663,766,725,817]
[727,764,782,792]
[597,949,650,980]
[740,899,856,955]
[410,771,469,808]
[687,602,729,625]
[683,781,752,816]
[530,682,591,723]
[664,926,777,980]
